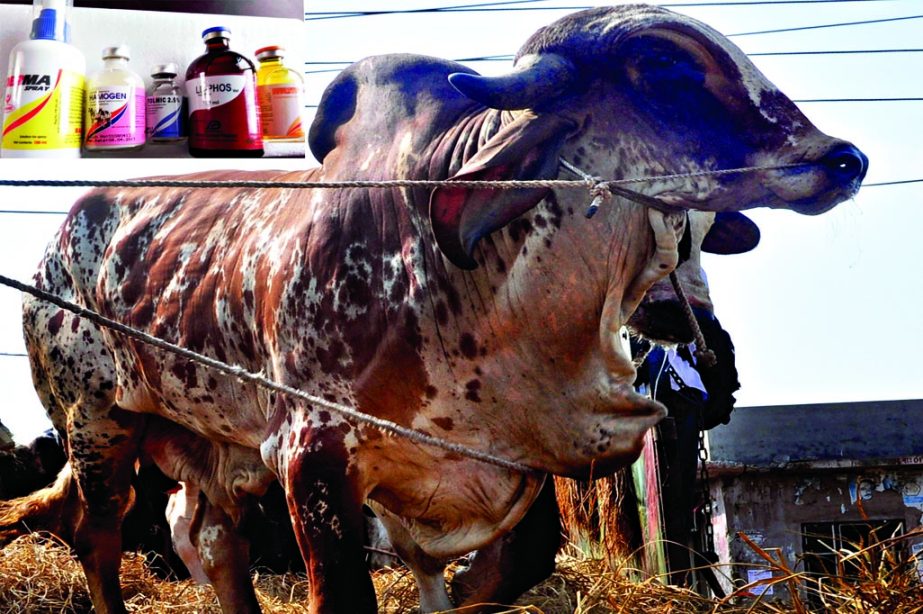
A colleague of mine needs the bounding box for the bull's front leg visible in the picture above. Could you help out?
[281,418,377,613]
[451,477,561,611]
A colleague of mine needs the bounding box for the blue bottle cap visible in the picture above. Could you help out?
[31,8,60,41]
[202,26,231,42]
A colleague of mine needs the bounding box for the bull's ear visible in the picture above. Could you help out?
[429,112,575,269]
[701,212,760,254]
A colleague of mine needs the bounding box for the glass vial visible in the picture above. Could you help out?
[146,63,185,143]
[255,45,304,142]
[186,26,263,158]
[84,44,146,151]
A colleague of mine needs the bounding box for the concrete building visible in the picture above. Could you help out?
[706,399,923,602]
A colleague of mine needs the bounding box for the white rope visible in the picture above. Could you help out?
[0,162,806,192]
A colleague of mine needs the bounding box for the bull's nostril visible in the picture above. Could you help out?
[821,144,868,183]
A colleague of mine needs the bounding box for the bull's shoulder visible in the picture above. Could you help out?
[309,53,479,163]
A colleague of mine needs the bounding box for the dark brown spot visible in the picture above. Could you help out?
[434,301,448,326]
[47,311,65,335]
[458,333,477,359]
[464,379,481,402]
[432,417,454,431]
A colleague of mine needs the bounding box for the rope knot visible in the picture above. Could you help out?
[585,181,613,219]
[693,347,718,369]
[558,158,614,219]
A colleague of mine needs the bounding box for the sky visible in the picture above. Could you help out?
[1,0,922,443]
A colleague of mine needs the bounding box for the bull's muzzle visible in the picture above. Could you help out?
[820,142,868,186]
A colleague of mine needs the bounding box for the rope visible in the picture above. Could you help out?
[668,271,717,368]
[0,162,807,192]
[0,274,537,476]
[558,158,611,217]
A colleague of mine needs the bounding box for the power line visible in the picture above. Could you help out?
[0,352,28,358]
[749,48,923,56]
[863,178,923,187]
[306,0,550,20]
[305,48,923,67]
[795,97,923,102]
[729,13,923,36]
[306,0,899,20]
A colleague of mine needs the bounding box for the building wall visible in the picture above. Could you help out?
[709,467,923,601]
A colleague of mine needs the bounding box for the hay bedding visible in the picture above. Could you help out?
[2,533,920,613]
[0,534,760,614]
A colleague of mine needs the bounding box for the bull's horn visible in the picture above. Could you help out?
[448,53,576,110]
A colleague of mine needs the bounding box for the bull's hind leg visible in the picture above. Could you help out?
[24,293,145,614]
[277,419,376,614]
[67,407,145,614]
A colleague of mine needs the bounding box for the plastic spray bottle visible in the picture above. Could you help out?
[255,46,304,142]
[1,0,86,158]
[186,27,263,157]
[84,45,146,151]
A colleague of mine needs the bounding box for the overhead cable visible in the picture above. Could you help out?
[306,0,900,20]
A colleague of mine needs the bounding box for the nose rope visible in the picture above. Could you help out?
[559,158,808,217]
[560,157,720,366]
[668,270,717,369]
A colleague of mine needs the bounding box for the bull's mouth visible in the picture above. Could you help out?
[628,300,695,344]
[762,143,868,214]
[566,394,666,479]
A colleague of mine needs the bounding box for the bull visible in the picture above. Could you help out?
[1,5,865,613]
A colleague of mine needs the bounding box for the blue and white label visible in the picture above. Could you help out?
[146,94,184,140]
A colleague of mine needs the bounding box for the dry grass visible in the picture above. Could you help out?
[0,529,920,613]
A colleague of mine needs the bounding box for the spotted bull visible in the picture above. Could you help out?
[2,5,865,613]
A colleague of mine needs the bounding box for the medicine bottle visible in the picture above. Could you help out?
[1,0,85,158]
[255,46,304,142]
[146,64,185,142]
[186,26,262,157]
[85,45,146,151]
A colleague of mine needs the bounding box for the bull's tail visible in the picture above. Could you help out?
[0,462,77,547]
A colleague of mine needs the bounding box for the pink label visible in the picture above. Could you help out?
[85,86,146,148]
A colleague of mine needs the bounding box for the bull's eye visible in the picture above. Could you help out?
[622,36,706,97]
[642,53,678,72]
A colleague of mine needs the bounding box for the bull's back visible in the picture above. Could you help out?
[23,169,321,441]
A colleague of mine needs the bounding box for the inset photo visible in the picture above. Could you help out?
[0,0,306,158]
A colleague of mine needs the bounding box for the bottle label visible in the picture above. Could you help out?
[2,68,85,151]
[258,83,304,139]
[85,85,146,148]
[187,74,262,151]
[146,93,184,140]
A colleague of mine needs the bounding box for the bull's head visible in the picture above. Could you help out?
[431,4,867,270]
